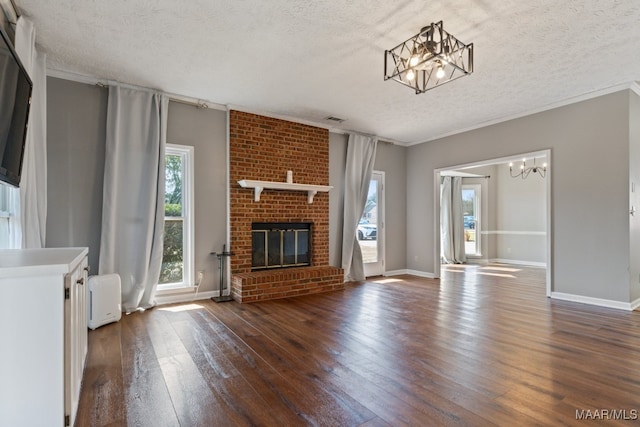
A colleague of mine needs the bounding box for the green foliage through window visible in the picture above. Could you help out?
[160,152,185,284]
[160,219,183,284]
[165,154,182,215]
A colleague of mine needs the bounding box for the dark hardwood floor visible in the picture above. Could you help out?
[76,264,640,426]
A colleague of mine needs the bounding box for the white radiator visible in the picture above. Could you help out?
[88,274,122,330]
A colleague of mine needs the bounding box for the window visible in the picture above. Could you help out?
[158,144,194,289]
[0,183,20,249]
[462,184,481,256]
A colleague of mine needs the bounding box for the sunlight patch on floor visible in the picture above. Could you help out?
[158,303,204,312]
[442,268,465,274]
[371,278,403,284]
[442,263,522,278]
[480,266,521,273]
[442,264,468,271]
[475,272,516,278]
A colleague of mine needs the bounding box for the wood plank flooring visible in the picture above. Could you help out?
[75,264,640,426]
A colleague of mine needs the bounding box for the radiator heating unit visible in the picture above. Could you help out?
[87,274,122,330]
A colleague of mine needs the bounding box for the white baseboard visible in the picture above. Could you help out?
[384,269,436,278]
[154,290,222,306]
[384,269,409,276]
[405,269,436,279]
[551,292,638,311]
[489,258,546,268]
[465,258,489,265]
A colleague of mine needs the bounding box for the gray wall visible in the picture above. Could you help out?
[407,90,632,302]
[329,132,347,267]
[46,78,107,270]
[46,78,228,294]
[629,92,640,302]
[374,141,407,272]
[328,136,408,273]
[494,162,546,264]
[166,102,227,294]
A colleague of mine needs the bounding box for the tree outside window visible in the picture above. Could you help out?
[159,145,193,287]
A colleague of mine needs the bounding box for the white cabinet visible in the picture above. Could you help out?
[0,247,89,427]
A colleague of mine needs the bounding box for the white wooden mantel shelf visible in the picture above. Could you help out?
[238,179,333,204]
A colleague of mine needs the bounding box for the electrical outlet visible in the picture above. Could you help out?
[196,271,205,287]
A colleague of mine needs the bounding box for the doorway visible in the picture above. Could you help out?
[435,150,552,296]
[360,171,385,277]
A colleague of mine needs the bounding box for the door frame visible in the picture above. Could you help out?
[363,170,385,277]
[433,149,552,297]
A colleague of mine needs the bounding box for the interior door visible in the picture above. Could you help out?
[359,171,385,277]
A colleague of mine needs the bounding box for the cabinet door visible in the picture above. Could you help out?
[64,256,88,427]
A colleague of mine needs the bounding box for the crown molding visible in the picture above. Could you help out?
[47,68,638,148]
[406,81,639,147]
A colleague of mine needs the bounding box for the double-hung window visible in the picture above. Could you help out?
[158,144,194,289]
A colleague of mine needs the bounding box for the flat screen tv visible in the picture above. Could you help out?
[0,25,32,188]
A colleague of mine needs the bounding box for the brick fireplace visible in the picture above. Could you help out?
[229,110,344,303]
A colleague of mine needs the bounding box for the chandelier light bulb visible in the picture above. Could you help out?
[409,47,421,67]
[436,65,445,79]
[406,69,416,81]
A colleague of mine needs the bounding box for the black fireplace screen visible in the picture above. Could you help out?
[252,222,312,270]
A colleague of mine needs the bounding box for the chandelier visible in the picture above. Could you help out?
[510,158,547,179]
[384,21,474,94]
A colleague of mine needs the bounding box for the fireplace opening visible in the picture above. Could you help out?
[252,222,312,270]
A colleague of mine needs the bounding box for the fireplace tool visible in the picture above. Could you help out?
[211,244,234,303]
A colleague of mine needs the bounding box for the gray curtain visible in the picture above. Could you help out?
[341,133,377,281]
[441,176,466,264]
[99,85,168,312]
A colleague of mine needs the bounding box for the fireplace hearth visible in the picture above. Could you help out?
[252,222,312,270]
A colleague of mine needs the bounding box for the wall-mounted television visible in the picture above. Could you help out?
[0,25,32,188]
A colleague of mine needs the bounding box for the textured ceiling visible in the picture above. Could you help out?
[13,0,640,144]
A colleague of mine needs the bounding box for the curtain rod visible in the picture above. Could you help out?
[96,82,210,109]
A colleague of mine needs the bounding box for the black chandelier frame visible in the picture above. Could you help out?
[384,21,474,94]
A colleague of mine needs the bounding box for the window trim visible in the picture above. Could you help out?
[157,144,195,290]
